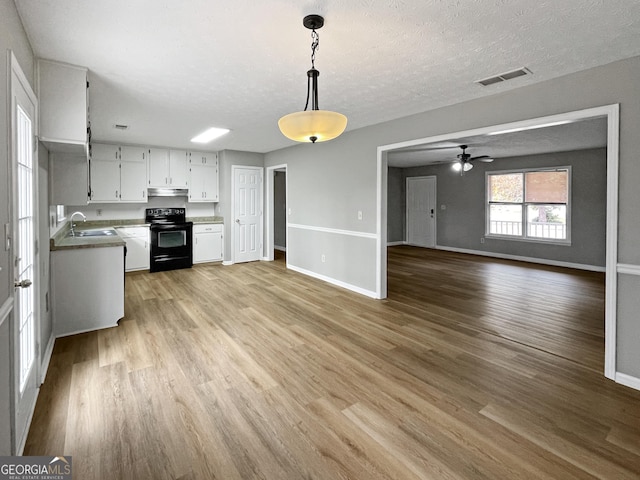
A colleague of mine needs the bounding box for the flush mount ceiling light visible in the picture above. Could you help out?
[191,127,230,144]
[278,14,347,144]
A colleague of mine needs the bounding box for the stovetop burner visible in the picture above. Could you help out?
[145,207,188,225]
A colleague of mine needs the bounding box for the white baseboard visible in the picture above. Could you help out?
[55,323,119,339]
[387,241,406,246]
[287,264,379,299]
[222,261,233,266]
[616,372,640,392]
[274,245,287,252]
[40,333,56,384]
[434,245,605,272]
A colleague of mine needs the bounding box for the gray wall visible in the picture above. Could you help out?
[265,55,640,378]
[387,167,405,243]
[218,150,265,262]
[274,171,287,249]
[393,148,607,267]
[1,0,36,455]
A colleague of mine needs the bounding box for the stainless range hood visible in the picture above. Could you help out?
[147,187,189,197]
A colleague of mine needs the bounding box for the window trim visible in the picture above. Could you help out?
[485,166,572,245]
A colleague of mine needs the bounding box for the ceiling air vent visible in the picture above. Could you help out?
[476,67,531,87]
[114,124,128,130]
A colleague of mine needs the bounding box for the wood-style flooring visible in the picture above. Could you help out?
[24,246,640,479]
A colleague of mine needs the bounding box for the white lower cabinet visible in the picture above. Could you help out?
[116,226,150,271]
[52,246,124,337]
[193,224,223,263]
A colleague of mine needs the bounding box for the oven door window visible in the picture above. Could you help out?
[158,230,186,248]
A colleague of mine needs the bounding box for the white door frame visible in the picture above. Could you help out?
[406,175,437,248]
[264,164,288,262]
[230,165,264,264]
[377,104,620,381]
[9,51,40,455]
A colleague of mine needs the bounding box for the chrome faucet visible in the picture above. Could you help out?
[69,211,87,237]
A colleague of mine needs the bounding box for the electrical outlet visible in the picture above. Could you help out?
[357,210,363,220]
[96,209,103,217]
[321,254,326,263]
[480,237,485,244]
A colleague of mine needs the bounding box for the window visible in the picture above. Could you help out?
[487,168,570,243]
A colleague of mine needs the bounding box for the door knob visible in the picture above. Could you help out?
[14,279,32,288]
[235,219,240,224]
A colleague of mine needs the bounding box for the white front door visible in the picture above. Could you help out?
[233,166,263,263]
[406,176,436,248]
[10,52,39,453]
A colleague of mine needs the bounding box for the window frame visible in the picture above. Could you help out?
[485,166,572,245]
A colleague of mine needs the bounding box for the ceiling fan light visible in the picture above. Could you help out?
[464,162,473,171]
[452,162,462,172]
[278,110,347,143]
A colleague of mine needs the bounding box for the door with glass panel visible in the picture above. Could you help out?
[10,53,39,452]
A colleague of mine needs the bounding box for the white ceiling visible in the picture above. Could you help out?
[14,0,640,153]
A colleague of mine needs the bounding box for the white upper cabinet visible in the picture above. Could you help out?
[120,146,148,202]
[37,59,89,154]
[89,144,120,202]
[169,150,189,188]
[89,143,148,203]
[148,149,188,188]
[188,151,219,202]
[148,148,170,187]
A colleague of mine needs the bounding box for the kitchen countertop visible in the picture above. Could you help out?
[50,216,224,250]
[188,216,224,224]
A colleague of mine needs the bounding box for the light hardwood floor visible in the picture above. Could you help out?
[25,246,640,479]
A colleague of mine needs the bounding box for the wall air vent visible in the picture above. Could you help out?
[114,124,128,130]
[476,67,531,87]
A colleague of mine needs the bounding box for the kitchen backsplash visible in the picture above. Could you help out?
[63,197,217,222]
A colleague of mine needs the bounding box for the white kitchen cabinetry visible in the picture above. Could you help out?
[120,146,148,202]
[116,226,149,271]
[37,59,89,154]
[148,148,188,188]
[189,151,219,202]
[89,143,148,203]
[52,246,124,336]
[193,224,223,263]
[50,153,89,205]
[89,143,120,202]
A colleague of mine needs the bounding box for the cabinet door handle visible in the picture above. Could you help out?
[165,177,168,185]
[116,190,119,198]
[143,190,145,198]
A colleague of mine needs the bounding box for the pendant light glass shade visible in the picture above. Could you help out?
[278,110,348,143]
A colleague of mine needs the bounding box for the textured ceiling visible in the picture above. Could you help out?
[14,0,640,153]
[387,117,608,167]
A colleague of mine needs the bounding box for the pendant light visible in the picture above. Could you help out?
[278,15,347,144]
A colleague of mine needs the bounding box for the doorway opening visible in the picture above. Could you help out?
[265,164,288,264]
[376,104,620,380]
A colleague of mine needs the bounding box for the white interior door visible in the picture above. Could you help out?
[233,166,263,263]
[10,52,39,453]
[407,176,436,248]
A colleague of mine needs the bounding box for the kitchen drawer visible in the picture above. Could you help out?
[194,224,222,234]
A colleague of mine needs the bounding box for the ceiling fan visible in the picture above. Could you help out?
[452,145,493,174]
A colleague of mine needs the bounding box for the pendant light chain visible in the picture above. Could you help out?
[310,28,319,69]
[304,27,320,112]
